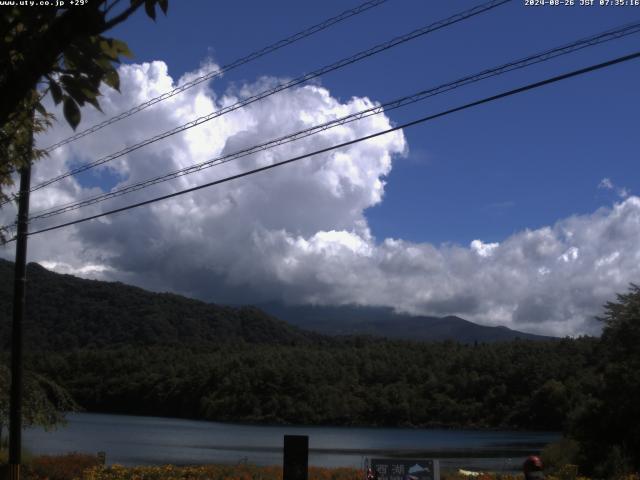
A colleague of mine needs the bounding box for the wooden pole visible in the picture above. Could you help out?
[8,126,33,480]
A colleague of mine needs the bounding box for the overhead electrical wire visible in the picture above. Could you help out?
[9,50,638,241]
[41,0,390,153]
[20,21,640,223]
[13,0,511,201]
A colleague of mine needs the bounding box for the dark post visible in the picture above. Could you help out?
[8,141,32,480]
[283,435,308,480]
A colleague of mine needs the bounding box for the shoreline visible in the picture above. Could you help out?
[64,411,562,435]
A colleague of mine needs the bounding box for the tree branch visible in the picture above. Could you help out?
[101,0,144,32]
[104,0,125,16]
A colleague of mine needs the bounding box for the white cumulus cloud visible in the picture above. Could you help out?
[2,60,639,338]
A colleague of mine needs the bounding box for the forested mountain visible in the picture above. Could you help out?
[0,259,550,347]
[0,259,320,350]
[2,259,636,476]
[0,258,599,432]
[259,302,554,342]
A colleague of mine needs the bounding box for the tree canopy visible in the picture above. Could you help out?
[0,0,168,233]
[0,0,169,445]
[569,284,640,477]
[0,363,79,446]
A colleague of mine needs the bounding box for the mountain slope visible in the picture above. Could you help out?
[0,259,553,349]
[259,302,555,342]
[0,259,319,350]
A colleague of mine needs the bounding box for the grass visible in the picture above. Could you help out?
[1,453,639,480]
[81,464,362,480]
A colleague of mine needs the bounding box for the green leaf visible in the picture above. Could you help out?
[60,75,87,106]
[145,0,156,20]
[94,56,114,72]
[99,38,133,61]
[49,80,63,105]
[63,96,81,130]
[112,39,133,59]
[87,73,104,91]
[103,69,120,92]
[63,47,83,71]
[99,39,119,61]
[81,87,97,100]
[85,96,103,113]
[35,102,47,117]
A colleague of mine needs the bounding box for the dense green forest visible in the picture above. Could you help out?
[1,259,639,475]
[18,338,597,431]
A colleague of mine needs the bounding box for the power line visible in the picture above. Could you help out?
[41,0,390,153]
[22,20,640,223]
[14,50,639,241]
[18,0,511,199]
[28,0,511,194]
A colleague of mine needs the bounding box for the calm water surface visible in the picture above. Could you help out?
[23,413,559,471]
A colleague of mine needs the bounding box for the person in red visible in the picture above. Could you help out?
[523,455,544,480]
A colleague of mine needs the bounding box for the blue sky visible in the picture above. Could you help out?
[4,0,640,336]
[110,0,640,245]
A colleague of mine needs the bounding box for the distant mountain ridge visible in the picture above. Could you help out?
[0,259,553,348]
[258,302,555,343]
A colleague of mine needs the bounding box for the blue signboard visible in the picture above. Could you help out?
[370,458,440,480]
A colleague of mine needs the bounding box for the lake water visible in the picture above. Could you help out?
[23,413,559,471]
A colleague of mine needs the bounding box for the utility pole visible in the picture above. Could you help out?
[8,122,33,480]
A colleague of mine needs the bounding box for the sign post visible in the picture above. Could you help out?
[283,435,308,480]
